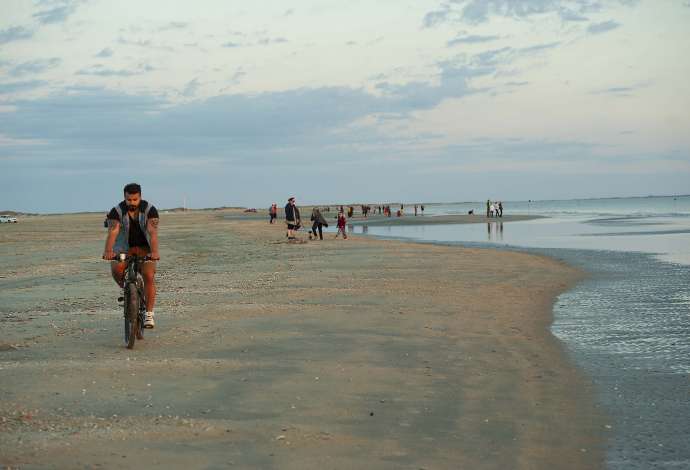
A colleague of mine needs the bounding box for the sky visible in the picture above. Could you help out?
[1,0,689,212]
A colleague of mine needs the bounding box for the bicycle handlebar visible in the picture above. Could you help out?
[106,254,154,262]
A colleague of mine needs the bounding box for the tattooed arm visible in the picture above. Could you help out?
[147,217,160,260]
[102,218,121,260]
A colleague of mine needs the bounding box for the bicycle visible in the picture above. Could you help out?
[113,253,150,349]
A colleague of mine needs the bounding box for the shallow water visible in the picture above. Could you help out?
[339,197,690,469]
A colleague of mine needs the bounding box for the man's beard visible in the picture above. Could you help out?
[127,204,139,212]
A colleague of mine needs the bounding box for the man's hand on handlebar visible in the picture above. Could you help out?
[150,251,160,261]
[103,250,115,260]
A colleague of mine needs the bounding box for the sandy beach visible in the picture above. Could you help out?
[0,211,605,469]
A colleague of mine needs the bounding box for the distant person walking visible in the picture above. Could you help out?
[421,204,424,215]
[486,199,491,218]
[310,207,328,240]
[335,211,348,239]
[269,203,277,224]
[498,201,503,218]
[414,204,418,216]
[285,197,301,240]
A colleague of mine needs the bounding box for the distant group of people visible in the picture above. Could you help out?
[270,198,430,241]
[276,197,347,241]
[487,200,503,218]
[272,198,507,241]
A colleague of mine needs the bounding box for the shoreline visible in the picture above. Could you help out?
[0,211,604,468]
[346,214,541,226]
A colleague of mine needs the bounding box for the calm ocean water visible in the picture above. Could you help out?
[344,196,690,469]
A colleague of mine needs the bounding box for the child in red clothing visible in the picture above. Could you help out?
[335,212,347,239]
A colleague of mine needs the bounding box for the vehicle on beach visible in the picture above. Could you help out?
[113,253,150,349]
[0,215,18,223]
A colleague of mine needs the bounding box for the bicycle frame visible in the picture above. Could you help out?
[119,254,149,348]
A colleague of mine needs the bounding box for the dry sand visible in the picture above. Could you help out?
[0,211,604,469]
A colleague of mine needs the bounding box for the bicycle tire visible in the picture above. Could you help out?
[125,283,140,349]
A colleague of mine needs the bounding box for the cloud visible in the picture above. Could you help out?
[423,1,634,26]
[423,4,456,28]
[95,47,114,58]
[283,9,294,17]
[32,0,82,25]
[182,78,200,97]
[0,26,34,44]
[75,63,154,77]
[587,20,621,34]
[0,59,493,164]
[559,10,589,22]
[158,21,188,31]
[472,42,560,67]
[117,36,174,52]
[222,37,288,48]
[257,37,288,46]
[591,82,649,97]
[8,58,61,77]
[117,36,151,47]
[447,34,500,46]
[0,80,48,95]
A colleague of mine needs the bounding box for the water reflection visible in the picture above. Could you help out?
[487,221,504,242]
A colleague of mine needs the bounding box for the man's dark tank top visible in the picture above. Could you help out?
[128,214,149,248]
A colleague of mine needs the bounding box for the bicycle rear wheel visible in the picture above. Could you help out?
[124,283,140,349]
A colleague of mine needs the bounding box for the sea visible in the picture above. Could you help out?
[343,196,690,469]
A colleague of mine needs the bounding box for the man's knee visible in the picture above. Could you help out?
[142,265,156,283]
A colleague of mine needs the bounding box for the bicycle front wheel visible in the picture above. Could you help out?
[124,283,140,349]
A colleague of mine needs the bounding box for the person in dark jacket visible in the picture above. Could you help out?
[285,197,301,240]
[310,207,328,240]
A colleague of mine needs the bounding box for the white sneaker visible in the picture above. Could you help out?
[144,311,155,329]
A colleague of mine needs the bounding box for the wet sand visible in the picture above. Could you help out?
[0,211,604,469]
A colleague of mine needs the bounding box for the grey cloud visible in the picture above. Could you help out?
[605,86,633,93]
[472,42,559,67]
[505,81,529,86]
[159,22,188,31]
[283,9,294,17]
[559,9,589,21]
[182,78,200,97]
[448,34,500,46]
[587,20,621,34]
[9,58,61,77]
[0,80,48,94]
[223,37,288,48]
[257,37,288,45]
[423,4,456,28]
[521,41,560,53]
[1,60,492,161]
[230,69,246,83]
[0,26,34,44]
[591,83,649,96]
[423,1,634,26]
[117,36,174,52]
[118,36,152,47]
[75,63,154,77]
[95,48,114,58]
[32,1,81,25]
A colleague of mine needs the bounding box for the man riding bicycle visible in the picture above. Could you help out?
[102,183,160,328]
